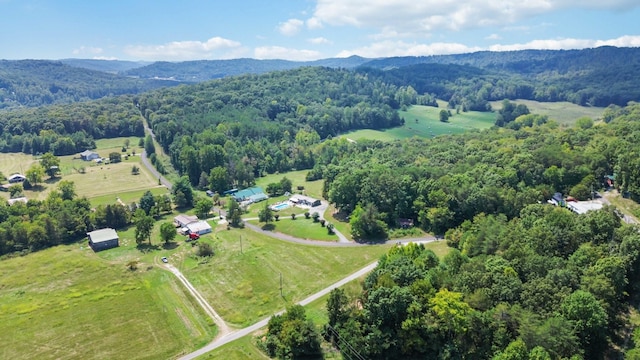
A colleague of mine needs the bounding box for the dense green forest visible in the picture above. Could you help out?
[136,66,408,186]
[0,96,144,155]
[361,47,640,108]
[323,208,640,359]
[0,60,177,109]
[319,104,640,237]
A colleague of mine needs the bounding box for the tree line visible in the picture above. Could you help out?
[322,202,640,359]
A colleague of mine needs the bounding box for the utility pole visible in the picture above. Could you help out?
[280,272,283,297]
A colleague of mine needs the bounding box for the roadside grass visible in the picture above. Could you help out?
[200,240,452,359]
[180,228,390,327]
[327,204,352,241]
[342,104,495,142]
[489,99,605,126]
[602,190,640,220]
[254,169,324,199]
[248,217,338,242]
[0,244,216,360]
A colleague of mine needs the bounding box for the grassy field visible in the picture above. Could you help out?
[0,244,216,360]
[248,217,338,241]
[0,137,163,203]
[489,99,605,126]
[178,228,390,327]
[342,104,495,142]
[254,169,324,199]
[200,240,452,359]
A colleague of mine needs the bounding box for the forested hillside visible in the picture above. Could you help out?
[360,46,640,107]
[123,55,369,82]
[318,104,640,236]
[0,60,178,109]
[136,66,410,186]
[0,96,144,155]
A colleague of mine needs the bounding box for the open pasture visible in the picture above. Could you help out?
[0,244,216,360]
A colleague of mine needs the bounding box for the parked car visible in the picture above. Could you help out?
[161,257,168,263]
[187,233,200,241]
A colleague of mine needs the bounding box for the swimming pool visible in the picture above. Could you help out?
[271,202,290,211]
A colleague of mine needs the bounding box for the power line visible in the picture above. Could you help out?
[325,325,365,360]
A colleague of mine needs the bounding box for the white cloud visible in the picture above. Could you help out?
[310,0,640,36]
[254,46,323,61]
[335,35,640,58]
[123,36,244,61]
[336,40,482,58]
[278,18,304,36]
[489,35,640,51]
[485,34,501,40]
[308,37,332,45]
[72,46,104,56]
[306,17,323,29]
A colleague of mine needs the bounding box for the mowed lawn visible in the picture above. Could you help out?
[249,217,338,241]
[179,228,390,327]
[0,245,216,360]
[342,104,495,141]
[488,99,605,126]
[0,136,164,203]
[254,169,324,199]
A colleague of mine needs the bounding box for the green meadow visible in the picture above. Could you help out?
[488,99,605,126]
[0,244,216,360]
[342,104,495,142]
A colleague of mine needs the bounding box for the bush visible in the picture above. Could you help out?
[304,211,310,219]
[312,212,320,222]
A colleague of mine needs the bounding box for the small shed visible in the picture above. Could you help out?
[80,150,100,161]
[185,221,212,236]
[174,214,199,227]
[87,228,119,251]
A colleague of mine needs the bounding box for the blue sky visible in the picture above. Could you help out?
[1,0,639,61]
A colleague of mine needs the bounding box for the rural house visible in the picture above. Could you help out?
[174,214,199,227]
[289,194,321,207]
[80,150,100,161]
[185,221,212,236]
[87,228,119,251]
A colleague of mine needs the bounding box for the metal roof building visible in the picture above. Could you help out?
[87,228,119,251]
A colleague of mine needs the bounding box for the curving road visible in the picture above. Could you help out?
[176,260,387,360]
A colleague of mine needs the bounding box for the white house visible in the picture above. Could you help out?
[185,221,212,236]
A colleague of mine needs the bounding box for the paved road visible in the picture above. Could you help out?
[176,260,388,360]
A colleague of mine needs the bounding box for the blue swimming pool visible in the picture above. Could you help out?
[272,202,290,211]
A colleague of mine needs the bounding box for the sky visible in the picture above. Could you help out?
[1,0,639,62]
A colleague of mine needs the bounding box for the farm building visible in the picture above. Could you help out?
[80,150,100,161]
[87,228,119,251]
[174,214,199,227]
[289,194,321,207]
[7,174,26,183]
[184,221,212,236]
[232,186,268,203]
[567,201,603,215]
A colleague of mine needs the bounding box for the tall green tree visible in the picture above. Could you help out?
[172,176,194,208]
[134,209,154,245]
[40,152,60,179]
[25,163,45,187]
[159,222,177,244]
[57,180,76,201]
[194,197,213,219]
[258,201,274,223]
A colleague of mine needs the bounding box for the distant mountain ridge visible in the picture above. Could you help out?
[121,55,370,81]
